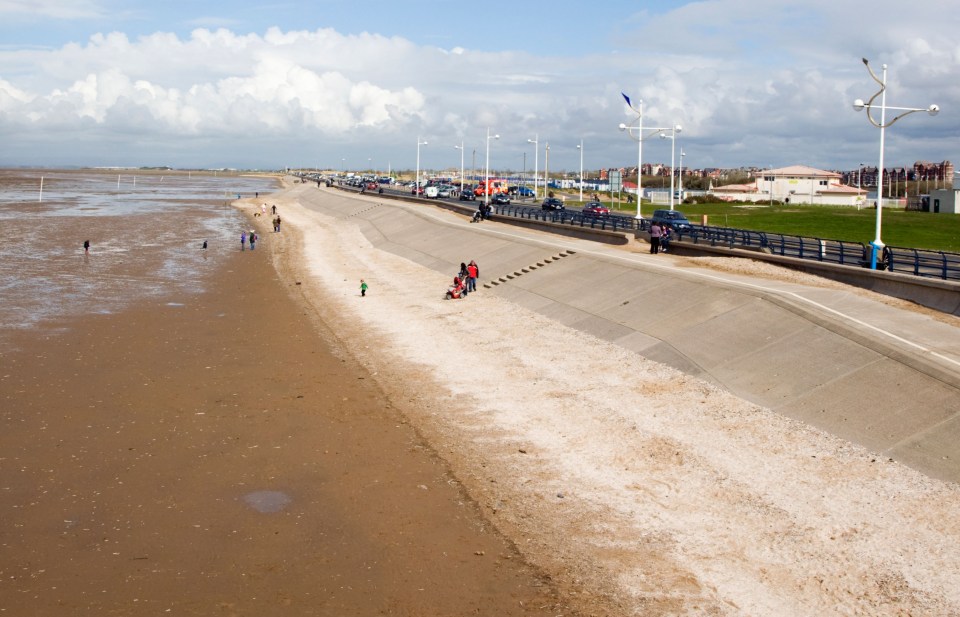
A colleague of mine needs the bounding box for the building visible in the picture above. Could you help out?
[928,188,960,214]
[710,165,866,206]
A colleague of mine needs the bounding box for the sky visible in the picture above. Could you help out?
[1,0,958,175]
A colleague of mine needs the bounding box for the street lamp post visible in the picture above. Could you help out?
[619,92,644,219]
[485,127,500,207]
[577,139,584,202]
[544,142,550,198]
[454,142,465,193]
[415,137,428,196]
[527,135,539,199]
[658,125,681,210]
[679,148,686,205]
[853,58,939,269]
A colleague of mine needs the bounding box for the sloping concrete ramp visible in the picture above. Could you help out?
[298,187,960,483]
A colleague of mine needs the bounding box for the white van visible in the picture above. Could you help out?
[424,186,439,198]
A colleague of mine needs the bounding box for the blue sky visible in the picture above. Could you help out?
[1,0,957,175]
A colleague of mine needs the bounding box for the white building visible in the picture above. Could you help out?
[710,165,866,207]
[928,188,960,214]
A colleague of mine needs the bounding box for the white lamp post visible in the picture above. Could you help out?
[658,125,682,210]
[415,137,428,196]
[853,58,939,269]
[679,148,686,204]
[454,142,465,193]
[485,127,499,206]
[577,139,584,202]
[619,92,644,218]
[527,135,539,199]
[544,142,550,198]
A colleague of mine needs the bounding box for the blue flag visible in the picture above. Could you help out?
[621,92,632,108]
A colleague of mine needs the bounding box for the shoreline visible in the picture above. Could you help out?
[264,179,960,616]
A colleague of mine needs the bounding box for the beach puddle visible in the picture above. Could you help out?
[242,490,292,513]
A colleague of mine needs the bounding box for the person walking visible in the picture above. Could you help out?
[648,222,662,254]
[249,230,257,250]
[240,231,247,251]
[360,279,368,297]
[83,240,90,254]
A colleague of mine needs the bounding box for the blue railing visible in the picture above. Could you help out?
[676,226,960,280]
[325,181,960,281]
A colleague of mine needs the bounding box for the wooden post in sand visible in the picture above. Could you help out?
[39,176,43,202]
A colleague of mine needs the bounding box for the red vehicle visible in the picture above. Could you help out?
[473,178,509,197]
[581,201,610,217]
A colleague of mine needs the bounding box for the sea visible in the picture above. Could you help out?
[0,169,280,345]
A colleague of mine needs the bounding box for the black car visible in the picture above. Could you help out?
[459,186,476,201]
[649,209,693,231]
[541,197,565,211]
[491,193,511,205]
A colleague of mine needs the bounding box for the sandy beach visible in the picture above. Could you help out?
[261,179,960,616]
[0,183,575,615]
[5,173,960,616]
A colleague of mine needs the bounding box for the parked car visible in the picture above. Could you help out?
[581,201,610,217]
[459,187,476,201]
[515,186,536,198]
[650,209,693,231]
[437,185,453,198]
[541,197,565,211]
[491,193,511,205]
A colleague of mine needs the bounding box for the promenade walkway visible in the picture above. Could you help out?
[296,183,960,483]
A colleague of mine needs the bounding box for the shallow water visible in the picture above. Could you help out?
[0,169,279,343]
[242,490,293,513]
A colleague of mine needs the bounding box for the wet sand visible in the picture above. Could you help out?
[0,203,576,614]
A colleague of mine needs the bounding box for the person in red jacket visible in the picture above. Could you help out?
[466,261,478,293]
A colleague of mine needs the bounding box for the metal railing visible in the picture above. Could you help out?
[322,180,960,282]
[676,226,960,280]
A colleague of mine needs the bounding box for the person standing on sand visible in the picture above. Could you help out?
[83,240,90,254]
[466,261,478,293]
[360,279,368,297]
[240,231,247,251]
[249,231,257,250]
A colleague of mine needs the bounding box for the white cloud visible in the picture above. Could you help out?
[0,0,107,19]
[0,2,957,170]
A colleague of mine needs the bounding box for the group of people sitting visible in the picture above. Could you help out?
[471,203,493,223]
[446,260,480,299]
[647,223,673,254]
